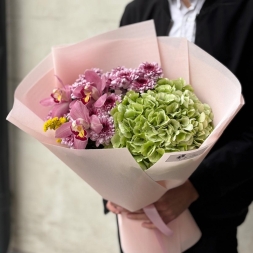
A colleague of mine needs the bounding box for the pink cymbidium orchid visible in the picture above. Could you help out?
[40,76,72,117]
[72,69,107,105]
[55,101,103,149]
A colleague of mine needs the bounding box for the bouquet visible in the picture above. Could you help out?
[7,20,244,253]
[41,62,214,170]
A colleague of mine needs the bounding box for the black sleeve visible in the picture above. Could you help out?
[119,1,138,27]
[189,17,253,203]
[103,198,109,214]
[190,126,253,203]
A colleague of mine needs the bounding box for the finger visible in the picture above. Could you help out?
[125,210,144,215]
[110,202,131,213]
[127,213,148,220]
[115,206,130,213]
[158,210,177,224]
[141,221,156,229]
[106,201,120,214]
[132,210,144,214]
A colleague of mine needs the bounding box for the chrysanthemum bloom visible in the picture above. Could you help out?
[138,62,163,79]
[129,76,155,93]
[128,62,163,93]
[105,66,133,90]
[89,112,115,147]
[86,93,121,146]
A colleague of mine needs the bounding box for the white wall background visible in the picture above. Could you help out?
[6,1,253,253]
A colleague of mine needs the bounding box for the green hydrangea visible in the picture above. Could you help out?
[110,78,214,170]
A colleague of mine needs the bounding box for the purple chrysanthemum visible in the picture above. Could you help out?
[71,73,88,91]
[128,75,155,93]
[89,113,115,147]
[105,66,133,90]
[137,62,163,79]
[92,68,103,76]
[101,93,122,111]
[60,135,74,148]
[128,62,163,93]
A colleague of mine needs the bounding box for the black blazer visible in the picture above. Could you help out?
[118,0,253,232]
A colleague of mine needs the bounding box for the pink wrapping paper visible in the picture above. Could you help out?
[7,21,244,253]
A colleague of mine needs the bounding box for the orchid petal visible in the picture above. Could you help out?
[85,70,102,87]
[101,75,107,91]
[63,85,72,101]
[55,122,72,138]
[69,100,76,108]
[75,118,90,129]
[90,115,103,133]
[40,97,55,106]
[51,102,69,117]
[70,100,90,122]
[90,86,100,100]
[74,137,88,149]
[73,86,84,98]
[94,94,107,108]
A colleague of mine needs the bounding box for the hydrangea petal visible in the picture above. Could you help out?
[111,76,214,169]
[149,148,165,163]
[111,132,121,148]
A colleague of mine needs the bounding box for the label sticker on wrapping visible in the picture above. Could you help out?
[165,146,208,162]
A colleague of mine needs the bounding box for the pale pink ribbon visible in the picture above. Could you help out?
[143,204,173,253]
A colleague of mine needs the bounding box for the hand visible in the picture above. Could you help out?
[106,200,131,214]
[126,180,199,229]
[106,200,151,223]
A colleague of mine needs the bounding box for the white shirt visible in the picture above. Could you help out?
[168,0,205,43]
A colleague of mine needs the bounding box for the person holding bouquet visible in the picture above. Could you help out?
[104,0,253,252]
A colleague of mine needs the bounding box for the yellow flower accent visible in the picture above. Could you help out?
[56,138,62,143]
[43,117,67,132]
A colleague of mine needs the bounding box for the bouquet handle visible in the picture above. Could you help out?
[143,204,173,236]
[118,208,201,253]
[143,204,173,253]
